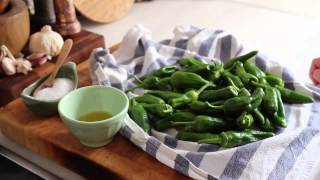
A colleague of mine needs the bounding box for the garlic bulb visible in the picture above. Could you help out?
[1,57,16,75]
[29,25,64,57]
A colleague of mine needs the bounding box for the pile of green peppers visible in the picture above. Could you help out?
[127,51,314,148]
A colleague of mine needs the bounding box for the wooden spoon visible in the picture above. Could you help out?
[33,39,73,96]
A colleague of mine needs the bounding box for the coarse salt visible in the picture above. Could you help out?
[34,78,74,101]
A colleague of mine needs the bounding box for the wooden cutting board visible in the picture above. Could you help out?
[74,0,134,23]
[0,45,188,179]
[0,30,105,107]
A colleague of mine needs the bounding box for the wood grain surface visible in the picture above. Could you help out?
[74,0,134,23]
[0,30,105,107]
[0,55,188,179]
[0,0,30,54]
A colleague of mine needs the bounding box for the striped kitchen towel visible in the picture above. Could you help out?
[89,25,320,180]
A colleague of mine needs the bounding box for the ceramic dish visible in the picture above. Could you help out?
[58,85,129,147]
[21,62,78,116]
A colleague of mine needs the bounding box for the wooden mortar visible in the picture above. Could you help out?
[0,0,30,54]
[0,0,10,13]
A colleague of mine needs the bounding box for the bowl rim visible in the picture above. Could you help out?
[58,85,129,124]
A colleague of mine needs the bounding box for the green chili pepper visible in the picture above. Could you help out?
[251,81,314,104]
[222,71,244,89]
[275,89,285,120]
[211,87,263,117]
[146,90,182,102]
[208,64,223,83]
[152,65,178,77]
[189,101,223,115]
[236,112,254,129]
[142,76,160,88]
[170,71,210,90]
[126,76,160,92]
[265,74,284,87]
[198,129,274,148]
[271,89,287,127]
[238,88,251,96]
[224,51,258,69]
[128,99,150,132]
[134,94,165,104]
[156,77,173,91]
[181,64,211,75]
[140,103,173,117]
[233,62,259,85]
[155,112,196,131]
[169,83,212,108]
[262,87,278,115]
[178,57,206,67]
[248,129,275,139]
[208,71,221,83]
[243,60,265,78]
[251,87,265,107]
[172,115,227,133]
[252,108,274,131]
[210,100,226,105]
[199,86,238,101]
[259,77,269,86]
[211,96,257,117]
[276,86,313,104]
[176,131,219,141]
[215,96,254,115]
[252,87,264,97]
[179,59,214,78]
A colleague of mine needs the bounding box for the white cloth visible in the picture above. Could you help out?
[89,25,320,180]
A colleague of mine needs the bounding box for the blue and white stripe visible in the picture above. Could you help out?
[90,25,320,180]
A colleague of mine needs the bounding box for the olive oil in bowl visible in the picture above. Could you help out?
[78,112,112,122]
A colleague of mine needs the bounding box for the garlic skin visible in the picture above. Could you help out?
[26,52,51,67]
[29,25,64,57]
[16,58,32,75]
[1,57,16,75]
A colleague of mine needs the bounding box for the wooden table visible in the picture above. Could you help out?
[0,52,187,179]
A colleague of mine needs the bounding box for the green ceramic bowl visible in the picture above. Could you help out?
[58,85,129,148]
[21,62,78,116]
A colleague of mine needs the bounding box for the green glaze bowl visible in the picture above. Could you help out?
[21,62,78,116]
[58,85,129,148]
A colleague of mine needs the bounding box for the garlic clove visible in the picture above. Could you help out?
[0,50,5,75]
[16,58,32,75]
[1,57,16,75]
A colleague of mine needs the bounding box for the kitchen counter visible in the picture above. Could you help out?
[1,0,320,179]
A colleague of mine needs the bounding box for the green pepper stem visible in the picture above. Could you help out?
[130,98,139,106]
[225,76,240,91]
[198,136,222,144]
[250,80,268,88]
[125,75,144,93]
[224,63,237,71]
[133,75,143,83]
[197,83,215,94]
[206,102,224,110]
